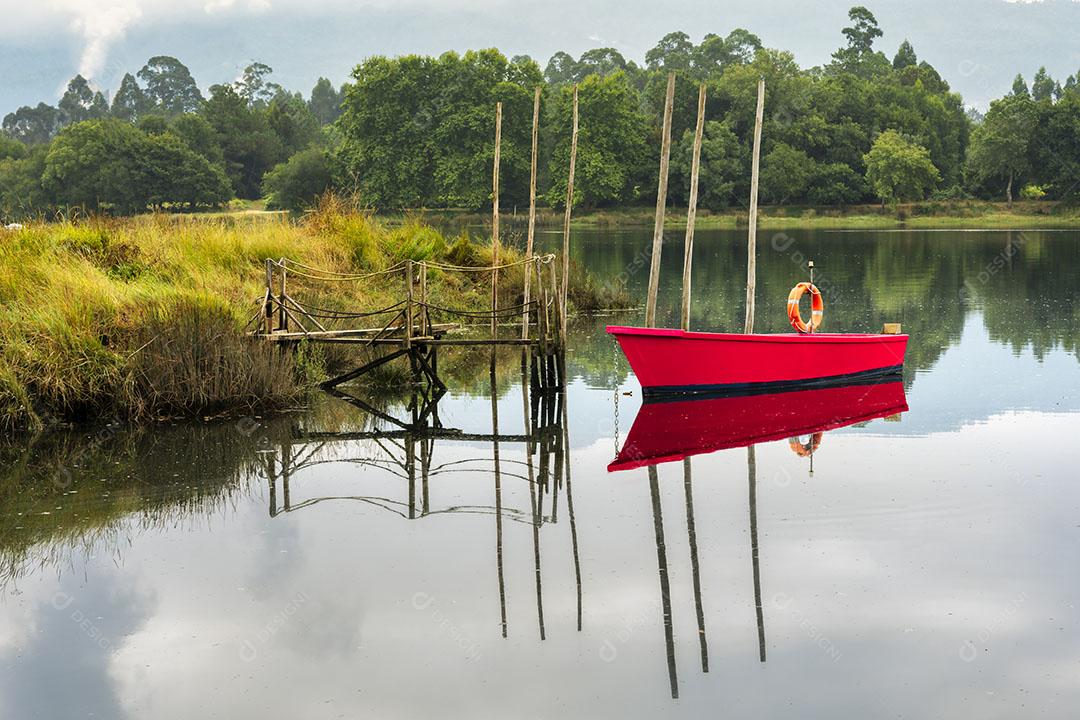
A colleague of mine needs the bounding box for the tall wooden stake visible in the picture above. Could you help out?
[492,101,502,340]
[744,78,765,334]
[646,72,676,329]
[681,83,707,332]
[523,86,541,340]
[560,85,579,343]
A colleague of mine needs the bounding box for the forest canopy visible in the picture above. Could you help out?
[4,6,1080,220]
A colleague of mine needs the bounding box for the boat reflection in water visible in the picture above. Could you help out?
[609,378,908,698]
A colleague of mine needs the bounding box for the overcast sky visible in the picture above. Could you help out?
[1,0,1079,114]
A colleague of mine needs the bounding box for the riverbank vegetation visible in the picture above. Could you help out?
[4,8,1080,223]
[0,200,616,433]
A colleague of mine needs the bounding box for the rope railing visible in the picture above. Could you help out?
[255,252,565,349]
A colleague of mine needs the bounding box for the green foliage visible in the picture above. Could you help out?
[336,49,541,209]
[1020,184,1046,200]
[0,135,26,160]
[41,119,229,214]
[965,93,1036,201]
[864,130,941,204]
[808,162,867,206]
[893,40,917,70]
[111,73,150,123]
[309,78,345,125]
[202,84,285,199]
[263,147,332,211]
[59,75,108,124]
[760,142,815,203]
[138,56,204,116]
[2,103,64,145]
[672,120,741,208]
[546,72,649,208]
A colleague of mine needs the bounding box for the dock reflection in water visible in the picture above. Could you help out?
[261,353,582,642]
[610,379,909,698]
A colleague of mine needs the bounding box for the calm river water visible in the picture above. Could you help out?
[2,228,1079,718]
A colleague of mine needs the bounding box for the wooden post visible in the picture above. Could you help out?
[419,262,428,337]
[264,259,274,335]
[744,78,765,334]
[492,101,502,341]
[646,72,676,329]
[278,259,288,332]
[405,260,413,349]
[681,83,706,332]
[523,86,541,340]
[560,85,579,337]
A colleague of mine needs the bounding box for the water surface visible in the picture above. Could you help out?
[2,228,1079,718]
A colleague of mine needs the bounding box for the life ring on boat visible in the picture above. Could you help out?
[789,433,823,457]
[787,282,824,333]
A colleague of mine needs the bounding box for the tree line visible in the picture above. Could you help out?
[3,6,1080,220]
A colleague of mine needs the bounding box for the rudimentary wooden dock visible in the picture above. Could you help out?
[253,253,567,391]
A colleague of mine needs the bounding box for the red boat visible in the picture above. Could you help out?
[608,326,908,399]
[609,379,908,472]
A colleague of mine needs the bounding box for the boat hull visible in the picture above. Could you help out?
[608,325,908,398]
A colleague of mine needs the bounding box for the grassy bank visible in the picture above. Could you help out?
[0,198,619,433]
[406,200,1080,230]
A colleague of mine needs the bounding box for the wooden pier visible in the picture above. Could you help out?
[253,253,567,391]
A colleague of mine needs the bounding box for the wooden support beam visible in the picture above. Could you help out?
[492,101,502,341]
[264,259,274,335]
[405,261,414,349]
[561,85,579,337]
[681,83,707,332]
[744,78,765,334]
[646,72,676,329]
[523,86,541,341]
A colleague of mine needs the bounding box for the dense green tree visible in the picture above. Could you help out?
[169,113,225,166]
[544,52,579,85]
[1029,93,1080,199]
[760,142,815,203]
[263,147,332,211]
[59,75,108,125]
[266,92,321,155]
[645,31,695,71]
[965,94,1036,203]
[808,162,867,205]
[308,78,344,125]
[0,135,26,160]
[138,56,204,116]
[832,6,888,75]
[1011,74,1030,98]
[41,119,148,213]
[139,132,232,208]
[337,49,540,208]
[546,72,649,207]
[201,84,284,198]
[235,62,282,108]
[863,129,941,204]
[1031,67,1055,103]
[2,104,64,145]
[577,48,628,79]
[0,145,49,220]
[111,73,150,123]
[671,119,742,208]
[892,40,917,70]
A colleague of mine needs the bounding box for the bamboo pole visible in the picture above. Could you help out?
[646,72,676,329]
[523,86,541,340]
[264,259,274,335]
[278,259,288,332]
[560,85,579,342]
[405,260,413,349]
[744,78,765,334]
[419,262,428,337]
[492,101,502,341]
[681,83,706,332]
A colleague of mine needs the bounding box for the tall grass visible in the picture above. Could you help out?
[0,197,617,432]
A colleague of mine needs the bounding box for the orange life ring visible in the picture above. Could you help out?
[789,433,823,457]
[787,282,824,333]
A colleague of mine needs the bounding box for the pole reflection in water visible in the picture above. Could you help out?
[264,352,580,646]
[748,444,766,663]
[612,377,911,690]
[647,464,679,700]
